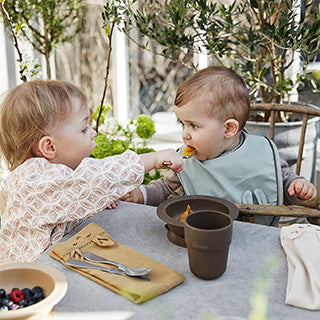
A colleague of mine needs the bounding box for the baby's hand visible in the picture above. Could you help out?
[154,149,183,173]
[106,200,119,209]
[120,188,144,204]
[287,178,317,201]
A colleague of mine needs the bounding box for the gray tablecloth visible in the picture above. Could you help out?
[36,201,320,319]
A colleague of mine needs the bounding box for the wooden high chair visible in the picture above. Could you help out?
[235,102,320,223]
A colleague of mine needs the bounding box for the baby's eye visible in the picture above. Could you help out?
[82,126,89,133]
[190,123,198,129]
[177,119,184,127]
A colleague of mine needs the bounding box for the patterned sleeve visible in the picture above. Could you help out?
[0,150,145,263]
[6,150,145,224]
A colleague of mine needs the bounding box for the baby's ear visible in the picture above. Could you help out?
[224,119,239,138]
[37,136,56,160]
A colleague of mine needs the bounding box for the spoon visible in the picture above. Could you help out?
[83,252,152,277]
[162,154,194,166]
[162,148,195,166]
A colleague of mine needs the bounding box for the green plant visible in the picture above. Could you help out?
[90,108,160,184]
[108,0,320,117]
[1,0,85,78]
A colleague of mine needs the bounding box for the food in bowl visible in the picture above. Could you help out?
[0,263,67,320]
[0,286,45,312]
[179,204,193,222]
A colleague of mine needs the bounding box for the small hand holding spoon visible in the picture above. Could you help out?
[162,146,195,165]
[83,252,151,277]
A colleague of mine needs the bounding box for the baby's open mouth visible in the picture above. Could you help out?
[183,146,196,157]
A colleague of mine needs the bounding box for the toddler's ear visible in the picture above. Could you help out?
[37,136,56,160]
[224,119,239,138]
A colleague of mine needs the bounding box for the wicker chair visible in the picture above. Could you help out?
[235,103,320,223]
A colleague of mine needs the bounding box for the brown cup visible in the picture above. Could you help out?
[184,210,233,280]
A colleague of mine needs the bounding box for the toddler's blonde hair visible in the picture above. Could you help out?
[0,79,87,171]
[175,66,250,130]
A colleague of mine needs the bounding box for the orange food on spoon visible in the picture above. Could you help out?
[179,204,193,222]
[183,146,195,157]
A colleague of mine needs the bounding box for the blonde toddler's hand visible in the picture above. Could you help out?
[120,188,144,204]
[287,178,317,201]
[106,200,119,209]
[154,149,183,173]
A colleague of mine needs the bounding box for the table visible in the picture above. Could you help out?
[36,201,320,319]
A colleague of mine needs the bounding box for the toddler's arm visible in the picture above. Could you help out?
[140,149,183,173]
[108,149,183,209]
[287,178,317,201]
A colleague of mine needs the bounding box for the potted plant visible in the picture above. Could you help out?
[106,0,320,182]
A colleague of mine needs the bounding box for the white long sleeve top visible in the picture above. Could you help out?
[0,150,144,264]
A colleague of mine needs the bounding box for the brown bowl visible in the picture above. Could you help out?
[157,195,239,247]
[0,263,67,320]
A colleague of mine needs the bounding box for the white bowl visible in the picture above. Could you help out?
[0,263,67,320]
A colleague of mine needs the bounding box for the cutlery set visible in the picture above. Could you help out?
[66,252,151,281]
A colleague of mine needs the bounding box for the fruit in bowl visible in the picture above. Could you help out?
[0,263,67,320]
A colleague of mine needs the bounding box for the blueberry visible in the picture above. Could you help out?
[21,288,32,296]
[21,288,33,302]
[31,286,43,294]
[1,298,11,307]
[0,305,8,312]
[0,289,5,299]
[18,299,28,307]
[33,291,44,301]
[27,300,36,306]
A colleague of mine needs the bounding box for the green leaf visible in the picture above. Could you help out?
[258,68,267,80]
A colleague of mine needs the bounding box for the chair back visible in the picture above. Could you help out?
[249,103,320,175]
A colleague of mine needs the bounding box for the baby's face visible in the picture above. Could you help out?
[47,98,97,169]
[174,96,230,161]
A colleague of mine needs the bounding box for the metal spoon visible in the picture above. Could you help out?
[66,259,150,281]
[162,154,194,166]
[83,252,152,277]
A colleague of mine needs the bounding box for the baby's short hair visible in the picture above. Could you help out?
[174,66,250,130]
[0,79,87,171]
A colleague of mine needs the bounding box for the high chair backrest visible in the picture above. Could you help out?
[249,103,320,175]
[235,102,320,224]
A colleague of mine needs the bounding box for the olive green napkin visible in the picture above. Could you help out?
[50,223,185,304]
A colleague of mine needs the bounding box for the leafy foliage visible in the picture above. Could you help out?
[106,0,320,104]
[1,0,85,78]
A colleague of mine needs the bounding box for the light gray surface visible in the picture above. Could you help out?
[36,201,320,319]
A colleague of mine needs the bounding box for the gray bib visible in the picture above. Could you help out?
[177,133,283,207]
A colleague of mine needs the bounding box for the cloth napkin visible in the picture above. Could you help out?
[50,223,185,304]
[280,223,320,310]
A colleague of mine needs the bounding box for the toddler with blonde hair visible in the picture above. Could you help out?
[0,79,183,264]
